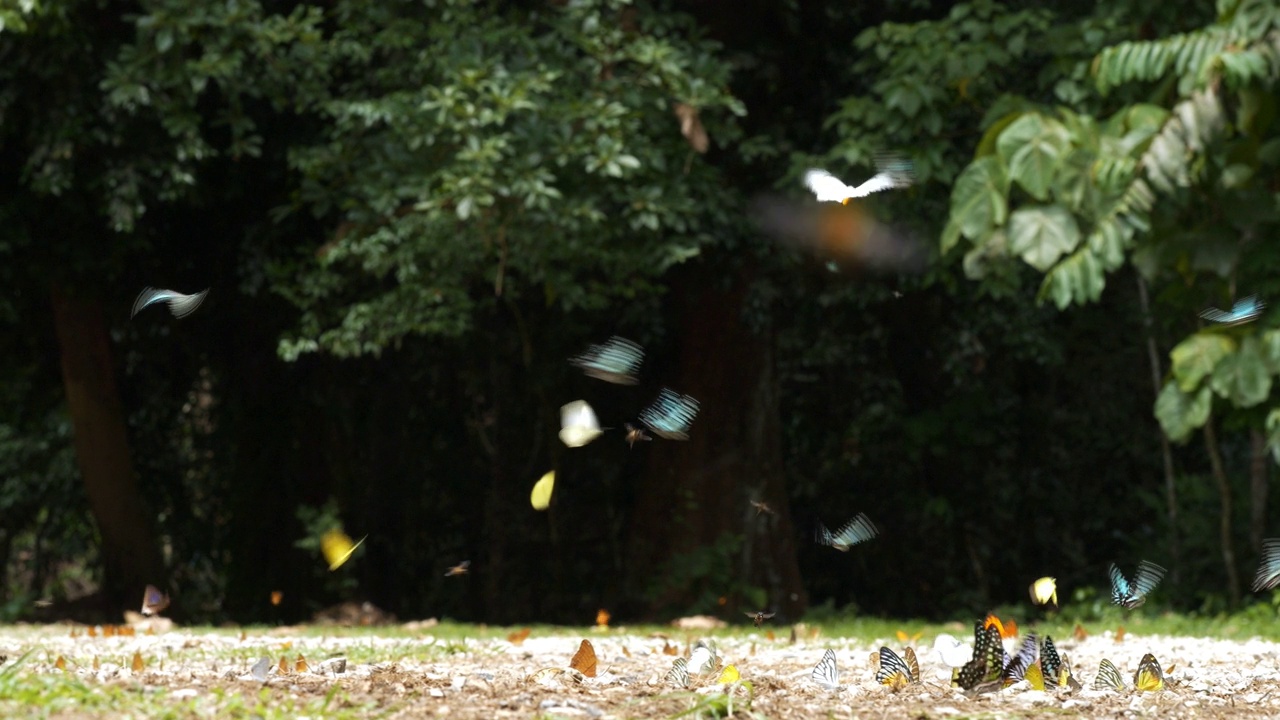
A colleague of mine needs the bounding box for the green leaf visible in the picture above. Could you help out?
[1209,335,1272,407]
[1169,333,1236,392]
[996,114,1069,200]
[1037,247,1103,309]
[1155,381,1212,443]
[1266,407,1280,464]
[1007,205,1080,271]
[949,157,1008,242]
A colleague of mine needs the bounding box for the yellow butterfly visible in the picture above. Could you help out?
[895,629,923,643]
[717,664,740,684]
[530,471,555,511]
[320,529,366,571]
[1029,576,1058,606]
[1023,661,1046,691]
[1133,653,1164,692]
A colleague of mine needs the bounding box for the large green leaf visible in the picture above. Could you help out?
[950,156,1008,241]
[1169,333,1236,392]
[1037,247,1103,309]
[996,113,1070,200]
[1209,335,1272,407]
[1007,205,1080,271]
[1154,381,1212,443]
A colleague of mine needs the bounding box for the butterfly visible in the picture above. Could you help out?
[932,633,971,668]
[666,657,690,688]
[954,621,1002,689]
[1093,658,1125,691]
[1024,661,1046,691]
[140,585,169,616]
[688,639,718,675]
[744,611,776,628]
[558,400,604,448]
[717,664,740,684]
[1039,635,1063,686]
[637,388,700,440]
[803,155,915,204]
[530,470,555,511]
[1030,576,1058,606]
[623,422,652,448]
[811,648,840,690]
[1200,295,1264,325]
[320,529,366,571]
[815,513,878,551]
[570,336,644,385]
[673,103,709,154]
[250,656,271,682]
[1133,653,1164,691]
[1109,560,1167,608]
[751,500,775,517]
[875,647,919,690]
[1001,633,1039,686]
[444,561,471,577]
[1251,538,1280,591]
[569,639,597,677]
[131,287,210,319]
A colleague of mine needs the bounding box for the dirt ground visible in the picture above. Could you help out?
[4,621,1280,719]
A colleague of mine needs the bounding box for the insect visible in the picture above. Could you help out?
[875,647,919,690]
[1251,538,1280,591]
[1093,658,1125,691]
[744,611,776,628]
[131,287,209,319]
[1200,295,1264,325]
[250,656,271,682]
[815,513,878,551]
[637,388,700,440]
[444,561,471,577]
[568,639,597,678]
[320,529,366,571]
[1029,576,1058,606]
[666,657,690,688]
[804,155,915,204]
[140,585,169,616]
[811,648,840,690]
[1001,633,1039,686]
[1133,653,1164,692]
[932,633,971,668]
[954,621,1002,689]
[750,500,775,517]
[530,471,555,511]
[688,639,718,675]
[558,400,604,448]
[569,336,644,385]
[624,422,652,449]
[1109,560,1167,608]
[1023,661,1046,691]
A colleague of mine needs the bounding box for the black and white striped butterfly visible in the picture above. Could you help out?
[637,388,700,440]
[1251,538,1280,592]
[1109,560,1167,608]
[1093,658,1125,691]
[815,513,878,551]
[1001,633,1039,685]
[665,657,690,688]
[875,647,918,689]
[811,648,840,690]
[131,287,209,319]
[569,336,644,385]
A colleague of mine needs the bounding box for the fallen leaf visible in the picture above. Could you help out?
[54,656,66,671]
[569,639,597,677]
[87,626,97,638]
[507,628,531,646]
[765,630,775,641]
[131,651,144,672]
[92,656,99,670]
[278,656,290,675]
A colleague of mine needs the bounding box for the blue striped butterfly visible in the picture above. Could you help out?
[954,621,1002,690]
[1109,560,1167,608]
[1200,295,1264,325]
[1001,633,1039,686]
[1133,653,1164,692]
[1039,636,1065,688]
[131,287,209,319]
[141,585,169,616]
[1094,658,1125,691]
[665,657,690,688]
[811,648,840,690]
[875,647,918,690]
[1251,538,1280,591]
[570,336,644,385]
[637,388,700,440]
[815,513,878,551]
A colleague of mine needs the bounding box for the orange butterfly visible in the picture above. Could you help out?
[569,639,598,677]
[983,614,1018,639]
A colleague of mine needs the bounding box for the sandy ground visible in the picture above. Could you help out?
[4,622,1280,719]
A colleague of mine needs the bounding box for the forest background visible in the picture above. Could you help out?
[1,0,1278,628]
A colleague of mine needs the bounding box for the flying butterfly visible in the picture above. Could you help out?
[131,287,210,319]
[1030,576,1058,607]
[530,470,555,511]
[444,560,471,577]
[1109,560,1167,608]
[744,611,776,628]
[1133,653,1164,692]
[803,154,915,204]
[623,422,652,449]
[320,529,366,571]
[811,648,840,691]
[140,585,169,616]
[1251,538,1280,591]
[570,336,644,385]
[875,647,918,690]
[1200,295,1264,325]
[559,400,604,448]
[666,657,690,688]
[1093,658,1125,691]
[815,513,878,552]
[637,388,700,440]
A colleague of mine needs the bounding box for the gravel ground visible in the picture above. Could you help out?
[3,622,1280,718]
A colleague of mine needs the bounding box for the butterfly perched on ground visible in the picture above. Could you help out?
[803,155,915,204]
[250,656,271,682]
[1039,636,1064,687]
[666,657,690,688]
[131,287,210,319]
[1001,633,1039,686]
[320,529,366,571]
[1133,653,1164,691]
[1094,658,1125,691]
[558,400,604,448]
[637,388,700,440]
[1030,576,1058,607]
[570,336,644,385]
[815,513,878,551]
[1109,560,1167,608]
[140,585,169,616]
[875,647,919,690]
[688,640,719,675]
[812,648,840,690]
[1024,660,1046,691]
[1200,295,1264,325]
[744,611,776,628]
[444,561,470,577]
[1251,538,1280,591]
[569,639,598,678]
[955,621,1002,690]
[933,633,971,668]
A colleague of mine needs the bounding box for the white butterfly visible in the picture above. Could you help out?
[666,657,690,688]
[804,155,914,204]
[131,287,210,319]
[250,656,271,682]
[558,400,604,448]
[688,639,718,675]
[811,648,840,690]
[931,633,972,669]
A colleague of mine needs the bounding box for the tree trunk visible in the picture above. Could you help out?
[1137,276,1180,588]
[628,263,806,619]
[1203,417,1240,606]
[51,285,165,606]
[1251,428,1268,555]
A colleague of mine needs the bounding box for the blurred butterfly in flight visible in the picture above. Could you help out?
[444,560,470,577]
[750,500,775,517]
[1109,560,1167,608]
[569,336,644,385]
[320,529,366,571]
[1251,537,1280,592]
[744,610,776,628]
[1029,576,1058,607]
[1200,295,1264,325]
[1093,658,1125,691]
[131,287,210,319]
[141,585,170,616]
[811,648,840,691]
[803,154,915,204]
[875,646,919,690]
[558,400,604,448]
[1133,653,1164,692]
[637,388,700,441]
[815,513,878,551]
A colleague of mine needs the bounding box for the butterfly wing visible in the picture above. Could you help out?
[1230,295,1264,322]
[811,648,840,690]
[250,656,271,682]
[1024,661,1046,691]
[814,521,835,547]
[666,657,690,688]
[804,169,857,203]
[979,624,1003,683]
[1133,653,1164,691]
[559,400,603,448]
[320,530,366,571]
[1252,538,1280,591]
[875,647,912,689]
[569,639,598,677]
[1094,658,1125,691]
[1040,636,1061,685]
[1127,560,1167,607]
[570,336,644,385]
[830,513,878,550]
[1108,563,1132,606]
[141,585,169,616]
[638,388,700,440]
[132,287,209,319]
[1002,633,1039,685]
